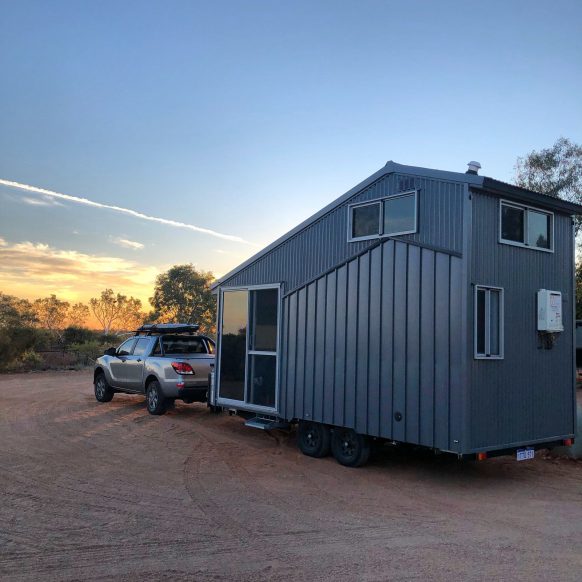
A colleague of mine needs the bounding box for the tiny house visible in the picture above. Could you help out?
[210,161,581,466]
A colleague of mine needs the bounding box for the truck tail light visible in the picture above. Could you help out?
[563,438,573,446]
[476,452,487,461]
[171,362,195,375]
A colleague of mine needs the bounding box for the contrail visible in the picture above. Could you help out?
[0,178,253,244]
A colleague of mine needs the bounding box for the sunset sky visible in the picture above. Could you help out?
[1,0,581,309]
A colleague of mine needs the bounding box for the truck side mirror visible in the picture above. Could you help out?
[104,347,117,356]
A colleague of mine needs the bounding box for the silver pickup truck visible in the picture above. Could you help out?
[93,324,215,415]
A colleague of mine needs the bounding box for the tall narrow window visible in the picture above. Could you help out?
[475,285,504,359]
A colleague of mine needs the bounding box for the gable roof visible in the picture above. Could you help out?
[212,161,582,289]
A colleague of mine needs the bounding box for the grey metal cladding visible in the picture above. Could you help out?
[219,173,464,293]
[281,237,463,452]
[469,191,574,450]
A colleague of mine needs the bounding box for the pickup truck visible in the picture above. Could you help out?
[93,324,215,415]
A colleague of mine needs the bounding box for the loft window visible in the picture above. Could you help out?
[348,190,418,242]
[500,201,552,251]
[383,192,417,235]
[351,202,380,239]
[475,285,504,359]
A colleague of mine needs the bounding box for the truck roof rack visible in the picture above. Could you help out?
[133,323,200,336]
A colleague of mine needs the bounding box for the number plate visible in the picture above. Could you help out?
[516,448,535,461]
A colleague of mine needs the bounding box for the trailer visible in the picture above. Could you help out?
[209,160,581,466]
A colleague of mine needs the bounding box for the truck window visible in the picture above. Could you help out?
[117,338,137,356]
[133,338,151,357]
[162,336,207,355]
[152,338,162,355]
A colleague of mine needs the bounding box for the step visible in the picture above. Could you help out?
[245,417,290,431]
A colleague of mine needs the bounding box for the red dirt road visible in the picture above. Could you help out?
[1,370,581,581]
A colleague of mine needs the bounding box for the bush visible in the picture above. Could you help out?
[20,349,44,369]
[62,326,99,346]
[0,327,52,369]
[69,341,109,362]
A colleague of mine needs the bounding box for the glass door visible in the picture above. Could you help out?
[218,286,279,410]
[218,290,248,402]
[247,288,278,408]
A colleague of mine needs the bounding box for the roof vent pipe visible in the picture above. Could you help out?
[466,161,481,175]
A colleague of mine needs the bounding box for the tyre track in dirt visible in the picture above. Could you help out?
[1,371,582,581]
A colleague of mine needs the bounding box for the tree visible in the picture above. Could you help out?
[515,137,582,231]
[116,297,145,331]
[68,302,90,328]
[89,289,144,334]
[33,294,70,339]
[0,292,36,328]
[149,264,216,334]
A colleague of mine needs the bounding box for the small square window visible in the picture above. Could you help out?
[351,203,380,239]
[383,193,416,235]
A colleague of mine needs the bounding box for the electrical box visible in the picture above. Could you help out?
[537,289,563,332]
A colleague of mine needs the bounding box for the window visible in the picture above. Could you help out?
[133,338,151,357]
[500,201,552,251]
[349,190,418,242]
[117,338,137,356]
[475,286,504,359]
[351,202,380,239]
[162,336,207,354]
[383,192,417,235]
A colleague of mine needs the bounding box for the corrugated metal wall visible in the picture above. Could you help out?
[280,237,464,453]
[221,173,465,294]
[470,191,575,450]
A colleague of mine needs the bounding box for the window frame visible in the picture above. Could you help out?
[499,200,554,253]
[474,285,504,360]
[347,190,418,243]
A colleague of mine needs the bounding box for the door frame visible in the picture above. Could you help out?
[216,283,282,414]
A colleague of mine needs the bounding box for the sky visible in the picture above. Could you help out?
[1,0,581,311]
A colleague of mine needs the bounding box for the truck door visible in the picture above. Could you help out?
[123,337,151,391]
[108,338,137,387]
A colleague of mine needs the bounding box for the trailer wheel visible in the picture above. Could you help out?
[146,380,167,415]
[94,373,114,403]
[331,428,370,467]
[297,421,331,458]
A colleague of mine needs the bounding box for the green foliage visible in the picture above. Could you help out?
[62,326,100,346]
[0,292,36,328]
[515,137,582,232]
[19,349,44,369]
[0,327,51,370]
[149,264,216,335]
[33,294,70,338]
[69,340,109,361]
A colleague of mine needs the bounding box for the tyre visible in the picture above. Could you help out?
[146,380,167,415]
[94,373,114,403]
[297,421,331,458]
[331,427,371,467]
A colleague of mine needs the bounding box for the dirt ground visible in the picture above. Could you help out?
[1,371,581,581]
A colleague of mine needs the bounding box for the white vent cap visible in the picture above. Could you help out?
[467,161,482,175]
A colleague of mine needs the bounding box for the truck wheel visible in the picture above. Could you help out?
[297,421,331,458]
[146,380,167,416]
[94,373,114,403]
[331,427,370,467]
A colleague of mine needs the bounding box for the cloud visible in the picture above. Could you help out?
[0,178,256,245]
[112,237,145,250]
[21,196,63,207]
[0,239,159,303]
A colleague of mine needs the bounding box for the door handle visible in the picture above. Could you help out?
[137,358,142,362]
